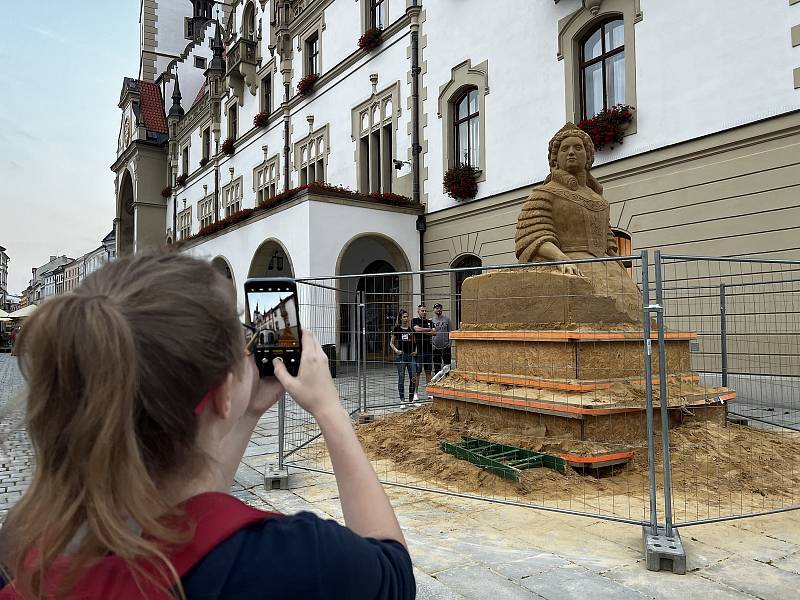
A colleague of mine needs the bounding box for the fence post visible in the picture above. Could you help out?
[356,290,364,414]
[642,250,687,574]
[360,290,367,413]
[277,393,286,471]
[640,251,659,533]
[720,283,728,388]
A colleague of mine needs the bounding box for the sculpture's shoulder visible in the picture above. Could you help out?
[521,183,562,208]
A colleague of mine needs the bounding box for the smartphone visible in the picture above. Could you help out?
[244,277,302,377]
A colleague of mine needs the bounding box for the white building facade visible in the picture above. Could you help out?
[114,0,800,314]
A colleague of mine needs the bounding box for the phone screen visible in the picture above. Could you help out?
[245,279,301,375]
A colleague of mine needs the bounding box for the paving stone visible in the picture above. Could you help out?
[414,568,469,600]
[701,556,800,600]
[605,563,751,600]
[434,565,543,600]
[518,564,647,600]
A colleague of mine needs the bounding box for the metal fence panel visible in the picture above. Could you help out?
[285,256,661,525]
[657,255,800,527]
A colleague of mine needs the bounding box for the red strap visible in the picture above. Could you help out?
[0,493,281,599]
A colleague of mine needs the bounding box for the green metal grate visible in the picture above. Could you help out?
[440,436,566,482]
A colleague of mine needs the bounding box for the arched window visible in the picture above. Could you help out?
[453,88,480,167]
[243,2,256,40]
[579,18,624,119]
[451,254,482,327]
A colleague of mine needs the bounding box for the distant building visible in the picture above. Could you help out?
[30,255,73,303]
[0,246,8,310]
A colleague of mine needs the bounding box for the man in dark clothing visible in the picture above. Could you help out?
[411,303,435,402]
[431,303,452,371]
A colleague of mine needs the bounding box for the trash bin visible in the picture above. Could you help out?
[321,344,337,378]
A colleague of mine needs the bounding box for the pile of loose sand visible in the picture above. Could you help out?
[340,404,800,515]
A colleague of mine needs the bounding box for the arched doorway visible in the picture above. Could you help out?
[248,239,294,278]
[117,170,134,255]
[211,256,236,294]
[451,254,483,328]
[336,234,411,362]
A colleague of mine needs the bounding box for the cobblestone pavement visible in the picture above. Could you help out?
[0,354,34,521]
[2,353,800,598]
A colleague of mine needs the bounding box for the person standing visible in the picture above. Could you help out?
[431,303,452,371]
[411,304,435,402]
[390,309,417,406]
[9,327,17,356]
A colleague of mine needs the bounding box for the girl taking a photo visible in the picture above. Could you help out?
[0,254,414,599]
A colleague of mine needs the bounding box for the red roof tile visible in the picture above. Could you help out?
[137,80,168,134]
[192,85,207,108]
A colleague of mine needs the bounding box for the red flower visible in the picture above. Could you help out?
[176,174,187,187]
[443,164,479,200]
[161,186,173,198]
[577,105,635,150]
[297,74,319,97]
[182,183,413,243]
[358,28,383,52]
[253,112,269,127]
[221,138,235,155]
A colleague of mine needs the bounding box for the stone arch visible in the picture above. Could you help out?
[117,168,135,256]
[336,233,412,362]
[450,253,483,328]
[211,255,237,293]
[248,238,295,278]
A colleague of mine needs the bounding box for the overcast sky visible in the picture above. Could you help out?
[0,2,139,294]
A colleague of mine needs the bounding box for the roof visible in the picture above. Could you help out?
[136,81,168,134]
[192,85,207,108]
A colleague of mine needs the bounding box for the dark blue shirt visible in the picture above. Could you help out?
[182,511,415,599]
[0,512,415,599]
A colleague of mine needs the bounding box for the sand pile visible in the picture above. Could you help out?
[338,404,800,516]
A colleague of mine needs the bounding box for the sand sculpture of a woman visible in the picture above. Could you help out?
[515,123,617,276]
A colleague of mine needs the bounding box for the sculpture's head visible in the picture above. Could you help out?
[547,123,595,175]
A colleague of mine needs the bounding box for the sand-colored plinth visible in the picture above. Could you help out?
[460,261,642,330]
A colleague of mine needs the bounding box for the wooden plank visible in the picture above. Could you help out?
[449,330,698,342]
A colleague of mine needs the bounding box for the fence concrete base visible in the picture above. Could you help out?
[643,525,687,574]
[265,466,289,490]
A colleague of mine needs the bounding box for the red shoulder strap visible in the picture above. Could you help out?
[0,493,282,600]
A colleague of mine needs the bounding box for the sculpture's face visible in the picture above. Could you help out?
[556,136,587,174]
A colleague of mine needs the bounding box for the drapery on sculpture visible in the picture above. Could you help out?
[515,123,617,276]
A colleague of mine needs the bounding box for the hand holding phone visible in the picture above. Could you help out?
[244,277,303,377]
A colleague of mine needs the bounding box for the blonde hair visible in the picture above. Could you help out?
[0,253,243,599]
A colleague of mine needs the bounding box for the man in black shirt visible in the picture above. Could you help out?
[411,303,435,402]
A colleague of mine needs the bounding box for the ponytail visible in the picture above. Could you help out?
[1,254,243,599]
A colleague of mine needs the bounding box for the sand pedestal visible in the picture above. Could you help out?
[430,267,734,447]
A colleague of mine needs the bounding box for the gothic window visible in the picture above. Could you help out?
[178,207,192,240]
[370,0,388,29]
[305,32,319,76]
[243,2,257,40]
[222,177,243,217]
[453,88,479,168]
[295,127,328,186]
[355,92,395,194]
[580,18,625,119]
[254,156,280,203]
[198,195,214,229]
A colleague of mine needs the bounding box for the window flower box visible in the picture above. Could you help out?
[443,163,480,201]
[358,28,383,53]
[253,111,269,127]
[161,186,173,198]
[297,73,319,97]
[578,104,635,151]
[221,138,235,155]
[176,174,188,187]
